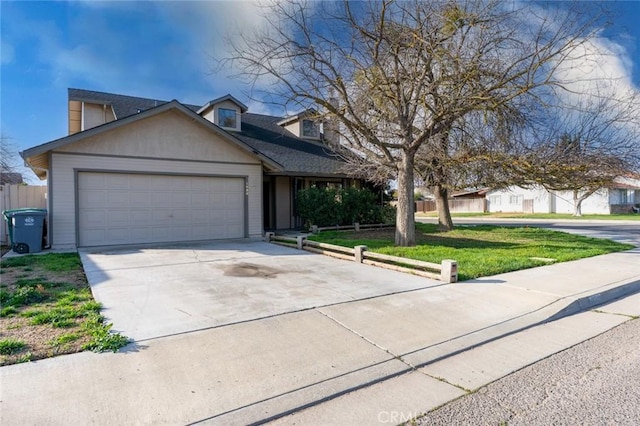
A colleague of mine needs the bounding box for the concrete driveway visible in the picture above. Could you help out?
[80,239,442,341]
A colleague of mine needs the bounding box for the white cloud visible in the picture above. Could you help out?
[554,35,636,101]
[1,40,14,64]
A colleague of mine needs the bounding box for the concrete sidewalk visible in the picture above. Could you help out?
[1,248,639,425]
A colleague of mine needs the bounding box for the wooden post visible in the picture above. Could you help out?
[296,235,306,250]
[264,232,275,242]
[354,222,360,232]
[354,245,367,263]
[441,260,458,283]
[311,225,319,234]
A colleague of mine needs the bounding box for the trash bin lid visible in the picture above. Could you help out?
[3,208,47,219]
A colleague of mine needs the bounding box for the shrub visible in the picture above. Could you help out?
[296,187,395,227]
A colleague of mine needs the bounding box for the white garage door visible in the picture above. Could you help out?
[78,172,245,247]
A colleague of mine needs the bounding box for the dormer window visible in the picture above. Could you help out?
[278,109,321,140]
[197,94,248,132]
[218,108,237,128]
[302,119,319,138]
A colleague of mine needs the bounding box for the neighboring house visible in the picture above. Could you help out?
[486,177,640,214]
[21,89,359,249]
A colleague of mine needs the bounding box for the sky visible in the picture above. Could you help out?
[1,1,640,183]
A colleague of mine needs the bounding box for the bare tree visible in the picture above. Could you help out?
[505,93,640,216]
[1,133,17,173]
[221,0,604,245]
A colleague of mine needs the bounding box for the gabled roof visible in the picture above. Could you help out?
[277,108,319,127]
[613,182,640,190]
[197,94,248,114]
[22,101,282,179]
[451,188,490,198]
[68,88,200,118]
[27,89,349,179]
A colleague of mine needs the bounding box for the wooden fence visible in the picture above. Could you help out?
[0,185,47,245]
[265,232,458,283]
[415,198,487,213]
[310,223,395,233]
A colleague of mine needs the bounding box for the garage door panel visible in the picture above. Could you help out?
[83,229,106,243]
[189,209,210,224]
[129,192,151,207]
[81,173,106,189]
[129,211,149,226]
[78,172,246,246]
[79,210,106,228]
[107,191,130,207]
[171,191,190,204]
[131,228,152,241]
[107,228,130,242]
[105,174,129,189]
[191,179,209,191]
[79,191,106,208]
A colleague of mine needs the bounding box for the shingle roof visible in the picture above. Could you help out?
[237,113,347,176]
[67,89,348,177]
[68,88,200,119]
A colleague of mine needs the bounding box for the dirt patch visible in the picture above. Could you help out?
[0,254,100,365]
[223,262,284,279]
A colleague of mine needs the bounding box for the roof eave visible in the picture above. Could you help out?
[21,100,284,173]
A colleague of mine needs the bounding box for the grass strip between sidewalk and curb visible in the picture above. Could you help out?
[0,252,130,366]
[308,223,634,281]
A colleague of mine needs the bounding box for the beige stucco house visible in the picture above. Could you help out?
[21,89,358,249]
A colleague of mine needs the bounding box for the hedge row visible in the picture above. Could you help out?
[296,187,395,228]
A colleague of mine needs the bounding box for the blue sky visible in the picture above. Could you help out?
[1,1,640,182]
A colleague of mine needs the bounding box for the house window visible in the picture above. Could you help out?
[489,195,501,205]
[619,189,628,204]
[509,195,523,205]
[302,119,318,138]
[218,108,236,128]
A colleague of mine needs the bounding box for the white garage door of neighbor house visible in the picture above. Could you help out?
[78,172,245,247]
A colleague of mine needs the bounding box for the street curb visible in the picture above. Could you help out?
[405,276,640,367]
[546,278,640,322]
[203,277,640,425]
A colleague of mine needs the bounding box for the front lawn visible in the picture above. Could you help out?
[308,223,634,281]
[0,253,129,366]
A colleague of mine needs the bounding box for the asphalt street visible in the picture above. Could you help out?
[415,317,640,425]
[416,217,640,246]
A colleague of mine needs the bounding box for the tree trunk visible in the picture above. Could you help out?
[434,185,454,231]
[573,190,582,217]
[395,152,416,246]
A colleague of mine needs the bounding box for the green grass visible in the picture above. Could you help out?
[0,252,83,271]
[49,333,81,349]
[0,252,130,361]
[416,212,640,221]
[22,300,103,327]
[0,338,27,355]
[309,223,634,281]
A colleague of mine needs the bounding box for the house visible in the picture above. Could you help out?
[21,89,360,249]
[486,177,640,214]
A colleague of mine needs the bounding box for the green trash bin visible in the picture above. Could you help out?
[2,209,47,254]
